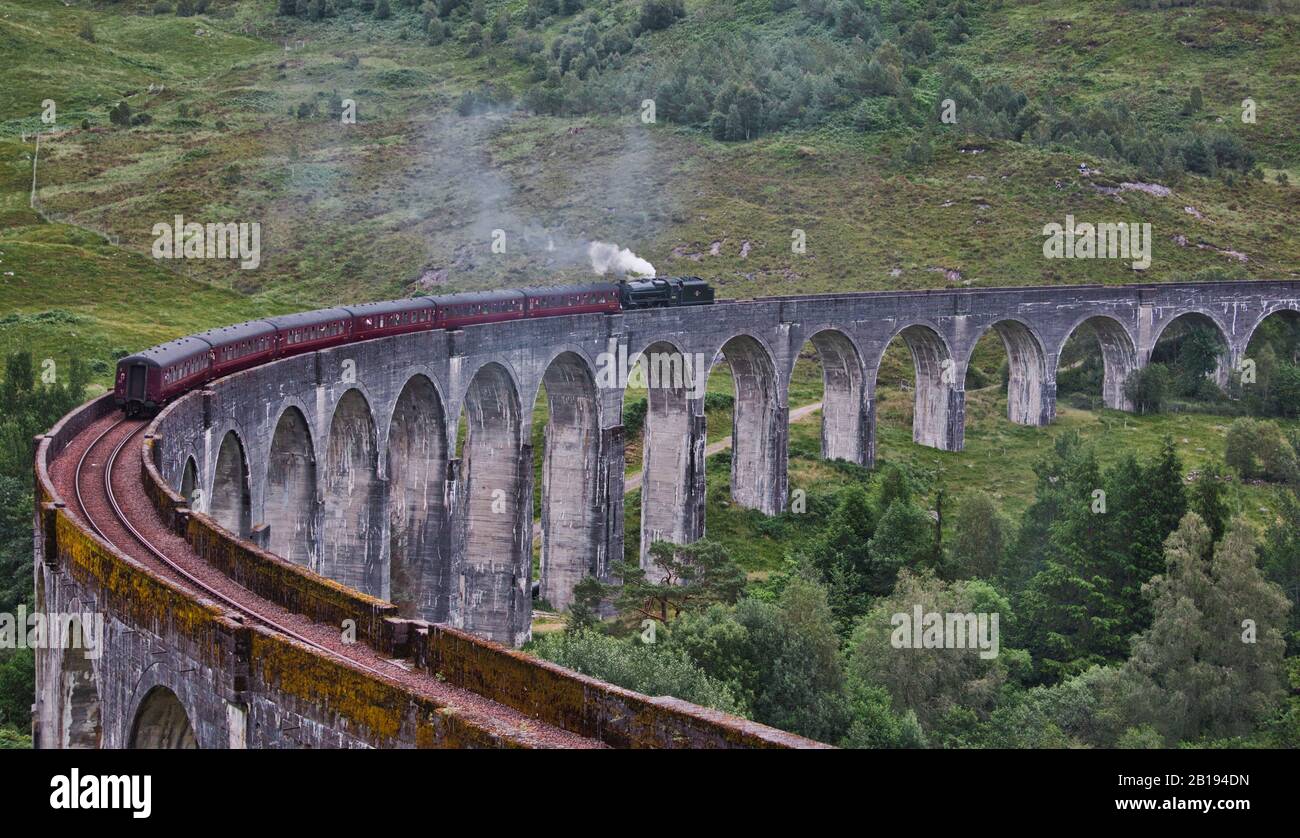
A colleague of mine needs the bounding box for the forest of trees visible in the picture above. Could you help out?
[532,322,1300,747]
[256,0,1274,185]
[0,354,91,748]
[538,425,1299,747]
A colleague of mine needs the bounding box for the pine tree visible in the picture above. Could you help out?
[1123,515,1290,744]
[1019,446,1121,681]
[877,462,912,511]
[952,493,1005,579]
[867,498,935,583]
[799,484,879,625]
[1191,463,1229,543]
[1259,489,1300,654]
[1133,436,1187,579]
[1004,432,1080,589]
[611,539,745,624]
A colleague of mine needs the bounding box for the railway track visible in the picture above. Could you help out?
[72,418,411,682]
[52,412,609,746]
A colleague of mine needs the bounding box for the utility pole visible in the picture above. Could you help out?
[30,132,40,208]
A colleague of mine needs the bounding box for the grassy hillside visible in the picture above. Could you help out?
[2,0,1296,565]
[0,0,1294,332]
[672,382,1299,576]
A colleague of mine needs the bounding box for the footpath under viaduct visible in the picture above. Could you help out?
[33,279,1300,748]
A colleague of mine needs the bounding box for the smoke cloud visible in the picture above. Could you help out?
[588,241,655,277]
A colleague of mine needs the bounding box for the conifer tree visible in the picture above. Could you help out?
[1123,515,1289,743]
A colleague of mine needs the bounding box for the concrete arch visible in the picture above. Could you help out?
[537,351,601,611]
[57,603,101,749]
[459,362,530,645]
[1237,306,1300,358]
[452,357,525,440]
[1150,309,1232,388]
[802,328,868,463]
[707,333,786,514]
[210,430,251,537]
[128,686,198,749]
[971,319,1053,426]
[1243,304,1300,353]
[1058,314,1139,411]
[322,388,383,597]
[878,323,959,450]
[1150,308,1232,354]
[178,455,199,507]
[386,374,449,621]
[529,344,604,416]
[265,406,317,569]
[637,339,701,563]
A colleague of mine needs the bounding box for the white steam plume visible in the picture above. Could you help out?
[588,241,655,278]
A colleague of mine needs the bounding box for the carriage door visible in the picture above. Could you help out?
[127,364,147,400]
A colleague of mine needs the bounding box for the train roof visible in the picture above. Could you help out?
[120,336,212,369]
[193,319,278,346]
[264,308,354,330]
[430,290,527,306]
[518,282,620,297]
[344,298,436,317]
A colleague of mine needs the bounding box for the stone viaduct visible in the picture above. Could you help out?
[34,279,1300,748]
[133,280,1300,649]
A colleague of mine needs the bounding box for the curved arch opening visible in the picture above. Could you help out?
[211,431,251,537]
[266,408,317,569]
[1242,308,1300,417]
[178,456,199,507]
[802,329,867,463]
[708,334,783,514]
[129,686,198,749]
[387,375,448,620]
[876,325,957,451]
[322,389,383,597]
[460,363,527,644]
[532,352,601,613]
[1055,316,1138,412]
[1150,311,1230,398]
[966,320,1050,427]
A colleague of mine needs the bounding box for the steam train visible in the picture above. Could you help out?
[114,277,714,417]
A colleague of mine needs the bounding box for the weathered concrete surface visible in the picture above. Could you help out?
[144,280,1300,646]
[35,394,823,749]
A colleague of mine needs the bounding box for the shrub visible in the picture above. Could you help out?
[491,12,509,43]
[532,629,745,714]
[622,397,647,437]
[639,0,685,32]
[902,134,932,166]
[1123,364,1171,414]
[1225,417,1298,483]
[108,101,132,127]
